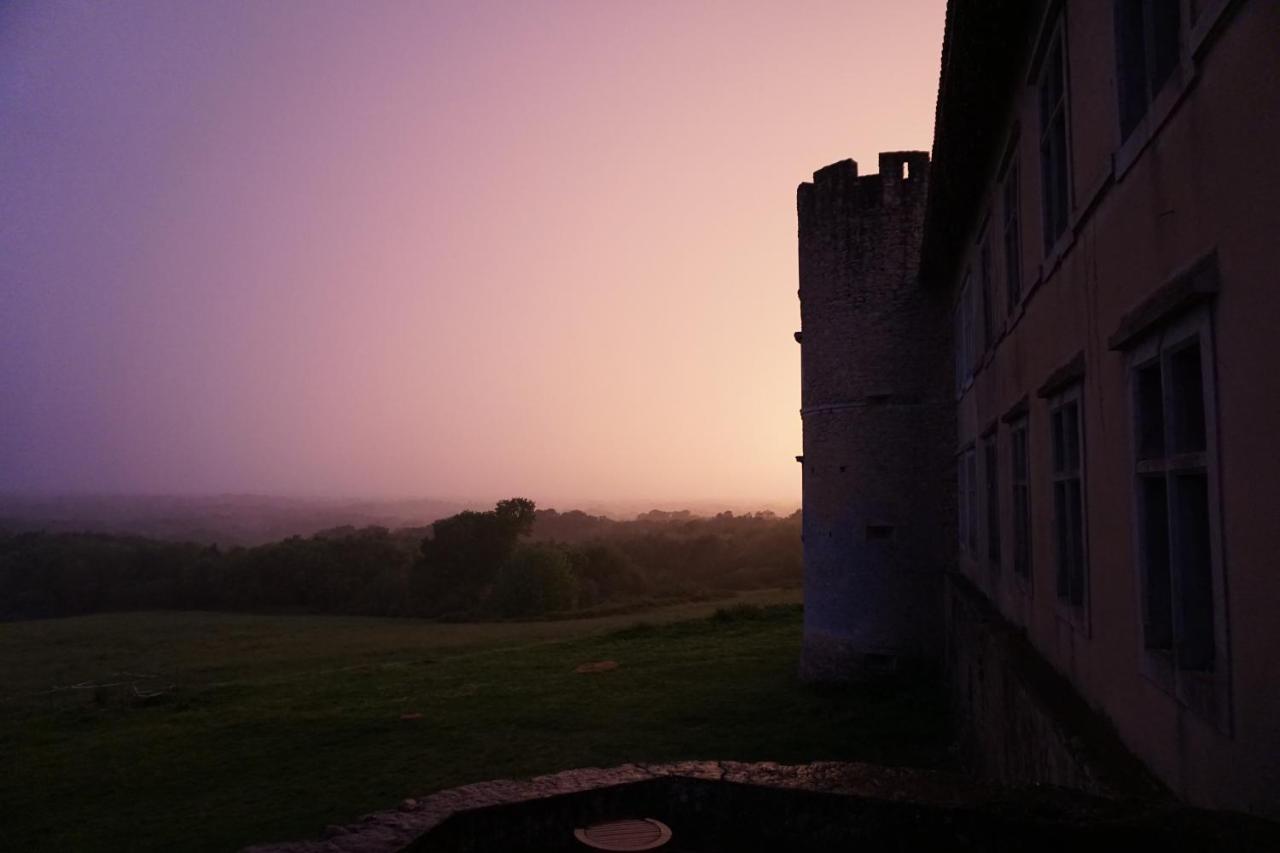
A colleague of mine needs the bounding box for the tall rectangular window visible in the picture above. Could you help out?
[966,279,976,373]
[954,309,962,396]
[1050,387,1086,609]
[957,445,972,550]
[1115,0,1183,139]
[1038,29,1071,251]
[966,448,979,555]
[1132,326,1218,675]
[955,276,976,396]
[984,433,1001,571]
[1003,163,1022,313]
[979,234,994,349]
[1010,418,1032,580]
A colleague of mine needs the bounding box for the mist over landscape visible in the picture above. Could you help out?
[2,1,937,511]
[0,492,799,546]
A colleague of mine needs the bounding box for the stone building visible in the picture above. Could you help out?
[798,0,1280,818]
[796,152,953,680]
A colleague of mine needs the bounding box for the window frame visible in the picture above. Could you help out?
[1114,0,1186,143]
[958,444,979,560]
[1036,19,1073,256]
[1001,159,1023,316]
[978,221,995,350]
[984,430,1002,579]
[1049,383,1089,628]
[955,274,976,398]
[967,448,979,557]
[1009,416,1033,590]
[1126,306,1230,731]
[957,445,979,559]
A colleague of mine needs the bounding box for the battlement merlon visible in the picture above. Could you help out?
[796,151,929,228]
[878,150,929,181]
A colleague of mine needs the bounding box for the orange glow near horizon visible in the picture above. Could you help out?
[0,0,946,510]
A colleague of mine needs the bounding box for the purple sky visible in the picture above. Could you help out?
[0,0,945,508]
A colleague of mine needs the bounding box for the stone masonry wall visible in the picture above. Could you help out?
[944,573,1167,799]
[797,152,955,681]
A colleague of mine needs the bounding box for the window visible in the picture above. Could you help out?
[984,433,1001,572]
[1050,386,1086,610]
[958,446,979,557]
[955,276,976,396]
[1132,318,1220,677]
[1038,28,1071,251]
[1115,0,1183,140]
[966,449,979,556]
[979,232,995,348]
[1010,418,1032,581]
[1003,163,1022,313]
[954,307,963,395]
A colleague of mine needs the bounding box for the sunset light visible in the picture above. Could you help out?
[1,1,945,507]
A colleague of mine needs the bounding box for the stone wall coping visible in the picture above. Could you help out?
[239,760,992,853]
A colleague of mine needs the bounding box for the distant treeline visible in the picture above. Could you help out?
[0,500,800,621]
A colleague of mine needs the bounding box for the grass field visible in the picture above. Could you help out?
[0,590,952,852]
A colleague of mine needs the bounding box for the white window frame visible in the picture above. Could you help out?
[984,430,1001,578]
[955,275,976,398]
[1001,159,1023,316]
[958,445,978,560]
[1049,383,1088,629]
[977,219,995,352]
[1009,416,1033,592]
[966,448,979,557]
[1114,0,1187,143]
[1126,306,1229,731]
[1036,17,1073,256]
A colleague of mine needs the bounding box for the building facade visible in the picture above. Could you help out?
[799,0,1279,818]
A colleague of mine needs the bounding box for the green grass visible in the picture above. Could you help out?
[0,590,951,852]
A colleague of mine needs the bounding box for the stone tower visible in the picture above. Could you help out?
[796,151,953,681]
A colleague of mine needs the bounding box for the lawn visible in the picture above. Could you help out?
[0,590,952,852]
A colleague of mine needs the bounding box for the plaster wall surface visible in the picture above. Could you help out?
[943,0,1280,817]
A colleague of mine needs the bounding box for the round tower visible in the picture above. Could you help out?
[796,151,953,681]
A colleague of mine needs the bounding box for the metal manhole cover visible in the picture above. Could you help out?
[574,817,673,850]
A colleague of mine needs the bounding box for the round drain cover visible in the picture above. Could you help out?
[574,817,672,851]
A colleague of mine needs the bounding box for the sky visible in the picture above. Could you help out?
[0,0,946,510]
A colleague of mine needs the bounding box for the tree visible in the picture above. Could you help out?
[411,499,538,615]
[491,543,577,617]
[495,498,536,534]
